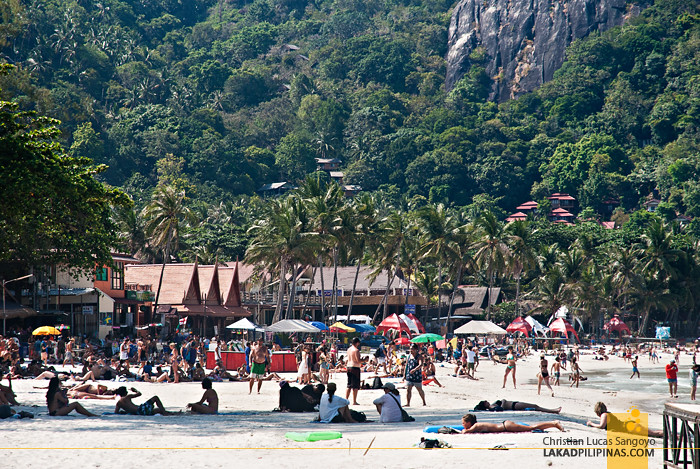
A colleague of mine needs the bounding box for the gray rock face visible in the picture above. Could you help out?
[446,0,644,101]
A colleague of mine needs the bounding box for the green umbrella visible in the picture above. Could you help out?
[410,333,444,343]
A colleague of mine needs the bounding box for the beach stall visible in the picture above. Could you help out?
[454,320,506,335]
[266,320,321,371]
[548,318,580,342]
[506,317,532,337]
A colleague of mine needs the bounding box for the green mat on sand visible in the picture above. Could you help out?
[285,431,343,442]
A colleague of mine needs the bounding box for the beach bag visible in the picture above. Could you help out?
[389,393,415,422]
[371,376,383,389]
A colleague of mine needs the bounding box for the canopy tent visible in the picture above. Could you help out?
[549,318,580,342]
[550,305,584,331]
[603,315,631,336]
[310,321,330,332]
[454,320,507,335]
[329,322,356,333]
[265,320,321,333]
[351,324,376,333]
[524,316,549,336]
[405,313,425,333]
[506,317,532,337]
[375,314,412,335]
[226,318,264,331]
[399,314,421,335]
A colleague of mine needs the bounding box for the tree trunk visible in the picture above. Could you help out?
[371,270,398,324]
[302,267,316,316]
[639,307,651,337]
[332,248,339,323]
[486,266,494,321]
[514,273,521,317]
[347,259,362,322]
[153,239,171,312]
[286,263,298,320]
[273,257,287,323]
[437,264,443,327]
[318,255,326,319]
[446,262,463,334]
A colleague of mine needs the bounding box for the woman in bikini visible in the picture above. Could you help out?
[67,383,118,400]
[461,413,563,433]
[570,356,583,387]
[46,377,98,416]
[169,343,180,383]
[537,354,554,396]
[502,346,516,389]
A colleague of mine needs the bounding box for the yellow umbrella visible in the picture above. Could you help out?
[329,322,356,333]
[32,326,62,336]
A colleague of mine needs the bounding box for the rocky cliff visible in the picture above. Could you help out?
[446,0,646,101]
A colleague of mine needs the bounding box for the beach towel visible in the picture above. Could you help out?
[285,431,342,442]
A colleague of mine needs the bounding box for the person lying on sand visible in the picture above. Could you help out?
[187,378,218,414]
[474,399,561,414]
[46,377,98,417]
[114,387,178,416]
[586,402,662,437]
[460,413,563,433]
[67,383,118,400]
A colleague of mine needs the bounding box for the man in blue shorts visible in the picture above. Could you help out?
[114,387,177,415]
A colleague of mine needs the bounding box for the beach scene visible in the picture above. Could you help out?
[2,0,700,468]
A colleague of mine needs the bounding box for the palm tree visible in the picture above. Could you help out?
[112,205,147,259]
[473,211,511,320]
[506,220,537,316]
[141,185,193,309]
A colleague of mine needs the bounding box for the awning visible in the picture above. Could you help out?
[454,320,507,335]
[266,320,321,333]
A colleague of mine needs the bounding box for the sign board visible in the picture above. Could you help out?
[82,306,94,315]
[402,288,414,295]
[317,290,343,297]
[404,304,416,314]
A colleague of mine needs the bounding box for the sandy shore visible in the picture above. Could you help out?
[3,350,689,468]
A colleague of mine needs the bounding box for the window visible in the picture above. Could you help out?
[96,267,108,282]
[111,263,123,290]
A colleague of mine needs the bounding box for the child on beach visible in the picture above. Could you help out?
[551,356,564,386]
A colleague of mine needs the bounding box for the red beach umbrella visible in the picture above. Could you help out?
[406,313,426,333]
[375,314,412,335]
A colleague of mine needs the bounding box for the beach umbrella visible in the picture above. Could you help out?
[410,333,444,343]
[55,324,70,331]
[352,324,376,333]
[549,318,579,342]
[32,326,62,336]
[226,318,260,330]
[506,317,532,337]
[329,322,355,333]
[310,321,329,331]
[394,336,412,346]
[375,314,411,335]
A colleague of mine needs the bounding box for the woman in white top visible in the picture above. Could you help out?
[297,345,310,384]
[372,382,402,423]
[319,383,358,423]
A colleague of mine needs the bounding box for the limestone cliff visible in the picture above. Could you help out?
[446,0,646,101]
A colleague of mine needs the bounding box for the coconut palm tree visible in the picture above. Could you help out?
[473,211,511,320]
[141,185,193,309]
[506,220,537,316]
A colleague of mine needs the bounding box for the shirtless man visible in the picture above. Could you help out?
[187,378,218,414]
[460,413,563,433]
[249,338,270,394]
[345,337,361,405]
[63,338,75,367]
[550,356,564,386]
[114,387,177,415]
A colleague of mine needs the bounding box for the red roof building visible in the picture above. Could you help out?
[506,212,528,223]
[548,193,576,210]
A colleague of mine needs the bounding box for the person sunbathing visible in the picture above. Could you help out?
[67,383,118,400]
[187,378,218,414]
[46,377,97,417]
[460,413,563,433]
[114,387,178,415]
[474,399,561,414]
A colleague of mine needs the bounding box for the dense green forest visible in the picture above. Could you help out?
[1,0,699,233]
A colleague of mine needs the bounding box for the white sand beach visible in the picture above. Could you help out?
[3,350,687,469]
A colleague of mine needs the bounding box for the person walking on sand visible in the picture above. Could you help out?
[63,338,75,367]
[690,365,700,400]
[187,378,218,414]
[537,354,554,396]
[630,355,640,379]
[666,359,678,398]
[249,338,270,394]
[345,337,362,405]
[570,357,583,388]
[404,344,426,406]
[503,346,516,389]
[551,356,564,386]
